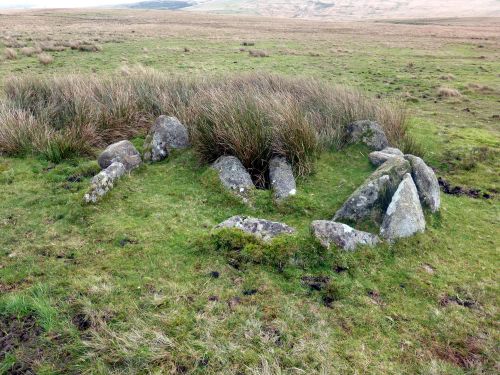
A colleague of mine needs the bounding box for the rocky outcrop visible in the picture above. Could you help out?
[347,120,389,151]
[405,154,441,212]
[84,162,126,203]
[98,140,141,171]
[311,220,380,251]
[334,157,411,222]
[216,216,295,241]
[369,147,404,166]
[212,156,254,199]
[380,173,425,241]
[269,156,296,201]
[143,116,190,162]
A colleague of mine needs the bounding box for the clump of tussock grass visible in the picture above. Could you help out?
[467,83,494,93]
[38,53,54,65]
[2,37,26,48]
[20,46,41,56]
[3,48,17,60]
[437,87,461,98]
[0,69,411,167]
[78,43,102,52]
[36,42,66,52]
[440,74,456,80]
[249,50,269,57]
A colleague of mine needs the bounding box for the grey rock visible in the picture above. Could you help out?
[143,116,190,162]
[269,156,296,201]
[405,154,441,212]
[212,156,254,198]
[98,140,141,171]
[333,175,391,222]
[381,173,426,241]
[334,157,411,222]
[369,147,404,166]
[369,156,411,187]
[348,120,389,150]
[311,220,380,251]
[84,162,126,203]
[216,216,295,242]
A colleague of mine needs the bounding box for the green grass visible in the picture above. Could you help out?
[0,12,499,374]
[1,146,498,373]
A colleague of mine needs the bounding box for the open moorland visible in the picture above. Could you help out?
[0,9,499,374]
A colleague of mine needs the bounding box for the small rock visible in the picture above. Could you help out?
[405,154,441,212]
[369,147,404,166]
[97,140,141,171]
[311,220,380,251]
[143,116,190,162]
[381,173,426,241]
[422,264,435,274]
[212,156,254,198]
[84,162,126,203]
[269,156,296,201]
[216,215,295,242]
[347,120,389,150]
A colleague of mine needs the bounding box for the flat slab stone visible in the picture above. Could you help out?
[311,220,380,251]
[269,156,296,201]
[143,116,190,162]
[334,156,411,222]
[348,120,389,151]
[369,147,404,166]
[212,156,254,198]
[405,154,441,212]
[381,173,426,241]
[216,216,295,242]
[98,140,141,171]
[84,162,126,203]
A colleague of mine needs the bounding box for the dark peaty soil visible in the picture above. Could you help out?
[0,314,43,373]
[438,177,492,199]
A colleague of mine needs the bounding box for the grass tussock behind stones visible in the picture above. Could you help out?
[0,68,412,170]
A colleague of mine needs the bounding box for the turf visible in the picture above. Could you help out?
[0,10,499,374]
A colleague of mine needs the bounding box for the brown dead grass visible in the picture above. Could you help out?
[437,87,462,98]
[38,53,54,65]
[3,48,17,60]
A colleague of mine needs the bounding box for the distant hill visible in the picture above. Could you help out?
[119,0,500,20]
[123,1,193,10]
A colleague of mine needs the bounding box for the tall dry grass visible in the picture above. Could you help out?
[0,68,412,168]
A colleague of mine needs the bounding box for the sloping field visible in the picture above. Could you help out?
[188,0,500,19]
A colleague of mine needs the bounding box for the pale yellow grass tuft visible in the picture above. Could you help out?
[4,48,17,60]
[38,53,54,65]
[20,46,38,56]
[437,87,461,98]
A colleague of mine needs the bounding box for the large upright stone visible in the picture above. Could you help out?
[84,162,126,203]
[98,140,141,171]
[334,157,411,222]
[143,116,190,162]
[216,216,295,242]
[369,147,404,166]
[269,156,296,201]
[311,221,380,251]
[380,173,426,241]
[212,156,254,198]
[405,154,441,212]
[348,120,389,151]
